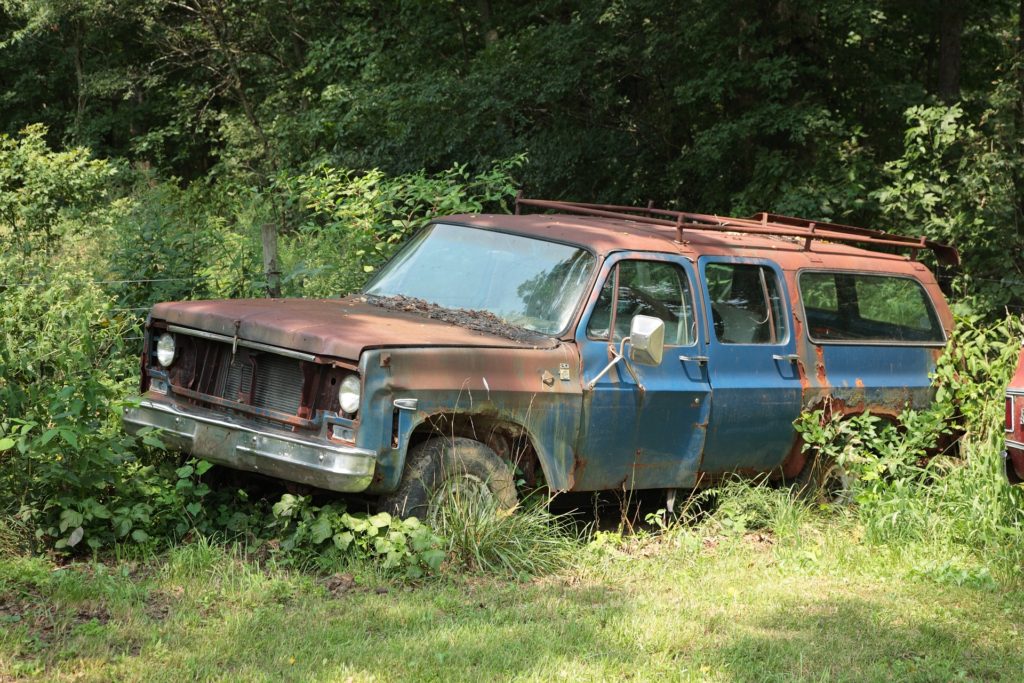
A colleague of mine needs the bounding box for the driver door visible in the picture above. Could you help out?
[573,254,712,491]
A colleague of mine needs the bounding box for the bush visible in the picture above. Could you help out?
[268,494,445,578]
[794,313,1024,577]
[0,269,157,550]
[278,155,523,297]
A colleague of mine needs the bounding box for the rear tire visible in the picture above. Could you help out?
[380,437,518,520]
[794,454,854,505]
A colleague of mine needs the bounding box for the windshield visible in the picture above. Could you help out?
[364,223,595,335]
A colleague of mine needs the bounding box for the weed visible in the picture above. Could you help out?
[0,514,30,556]
[430,489,580,577]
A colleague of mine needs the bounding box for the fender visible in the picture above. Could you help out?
[360,345,583,493]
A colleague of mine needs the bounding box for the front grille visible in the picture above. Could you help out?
[168,337,306,419]
[250,354,303,415]
[224,358,254,402]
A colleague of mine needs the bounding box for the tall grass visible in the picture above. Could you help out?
[0,514,30,557]
[430,490,581,577]
[856,415,1024,578]
[682,476,814,540]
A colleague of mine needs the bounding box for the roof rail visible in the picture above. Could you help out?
[513,196,959,266]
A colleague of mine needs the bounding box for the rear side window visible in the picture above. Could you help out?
[799,271,944,343]
[705,263,788,344]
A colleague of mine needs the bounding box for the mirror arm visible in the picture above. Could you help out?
[585,336,646,393]
[586,337,628,389]
[621,351,644,392]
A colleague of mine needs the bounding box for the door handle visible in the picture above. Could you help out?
[679,354,709,365]
[772,353,800,363]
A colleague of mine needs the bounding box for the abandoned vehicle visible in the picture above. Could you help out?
[123,198,959,516]
[1004,347,1024,484]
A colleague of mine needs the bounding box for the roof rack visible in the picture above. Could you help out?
[513,196,959,266]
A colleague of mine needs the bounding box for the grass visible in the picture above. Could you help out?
[2,511,1023,682]
[430,488,579,577]
[3,411,1023,682]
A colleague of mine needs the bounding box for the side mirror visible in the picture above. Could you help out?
[628,315,665,366]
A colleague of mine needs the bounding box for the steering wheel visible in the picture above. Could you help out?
[621,285,675,322]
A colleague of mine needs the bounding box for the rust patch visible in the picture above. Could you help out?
[780,435,808,479]
[814,345,828,386]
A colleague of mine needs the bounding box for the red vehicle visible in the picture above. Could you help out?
[1005,348,1024,483]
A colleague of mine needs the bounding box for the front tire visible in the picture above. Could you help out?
[380,437,518,520]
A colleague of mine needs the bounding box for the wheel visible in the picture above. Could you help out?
[793,454,854,506]
[379,437,518,521]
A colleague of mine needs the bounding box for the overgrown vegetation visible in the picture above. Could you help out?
[0,126,529,574]
[794,312,1024,579]
[3,1,1024,308]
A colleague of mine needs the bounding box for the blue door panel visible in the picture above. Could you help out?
[574,254,711,491]
[698,257,804,473]
[821,345,937,409]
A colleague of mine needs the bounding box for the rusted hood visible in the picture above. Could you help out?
[151,296,557,360]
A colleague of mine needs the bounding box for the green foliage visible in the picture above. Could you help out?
[268,494,445,578]
[0,268,165,551]
[278,156,523,297]
[794,313,1024,577]
[930,313,1024,425]
[691,479,812,539]
[0,124,126,267]
[428,490,578,577]
[874,104,1024,310]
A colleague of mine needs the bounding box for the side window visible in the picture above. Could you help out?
[587,260,697,346]
[799,271,944,343]
[705,263,787,344]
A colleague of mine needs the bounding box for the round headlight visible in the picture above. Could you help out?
[339,375,361,414]
[156,333,176,367]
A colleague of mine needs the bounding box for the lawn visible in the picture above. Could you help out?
[2,516,1022,682]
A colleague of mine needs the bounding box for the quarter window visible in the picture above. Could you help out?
[587,261,697,346]
[705,263,787,344]
[799,271,944,343]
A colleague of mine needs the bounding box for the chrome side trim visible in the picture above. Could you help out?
[1005,438,1024,450]
[166,324,317,362]
[393,398,419,411]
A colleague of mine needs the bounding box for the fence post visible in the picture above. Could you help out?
[261,222,281,297]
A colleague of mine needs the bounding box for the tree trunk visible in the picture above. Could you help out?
[938,0,965,103]
[261,222,281,297]
[1015,0,1024,243]
[477,0,497,46]
[73,21,86,141]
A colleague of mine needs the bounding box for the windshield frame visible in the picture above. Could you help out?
[362,220,602,339]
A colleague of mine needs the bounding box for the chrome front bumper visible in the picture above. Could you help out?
[123,397,377,492]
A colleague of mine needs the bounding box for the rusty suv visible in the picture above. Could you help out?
[123,198,958,516]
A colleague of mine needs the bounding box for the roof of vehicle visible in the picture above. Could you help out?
[440,212,945,280]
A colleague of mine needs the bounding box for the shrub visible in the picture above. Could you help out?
[279,156,523,297]
[794,313,1024,577]
[268,494,445,578]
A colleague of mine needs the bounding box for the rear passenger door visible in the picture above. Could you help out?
[697,258,803,473]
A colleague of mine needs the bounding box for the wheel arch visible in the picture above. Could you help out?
[402,410,547,489]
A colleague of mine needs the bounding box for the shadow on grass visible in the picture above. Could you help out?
[5,552,1024,682]
[712,592,1024,683]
